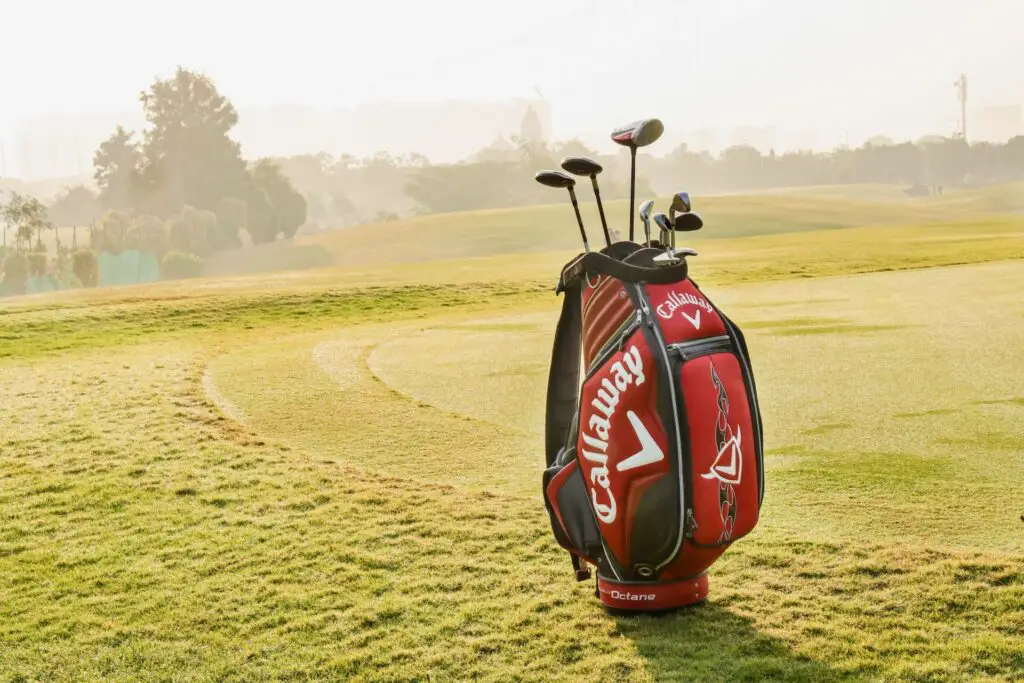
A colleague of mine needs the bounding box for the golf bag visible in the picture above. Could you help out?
[542,245,764,612]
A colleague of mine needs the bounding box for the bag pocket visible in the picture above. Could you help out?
[543,458,603,562]
[676,351,761,547]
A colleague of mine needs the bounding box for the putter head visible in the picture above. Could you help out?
[535,170,576,189]
[639,200,655,223]
[610,118,665,149]
[670,191,692,215]
[561,157,603,177]
[673,212,704,232]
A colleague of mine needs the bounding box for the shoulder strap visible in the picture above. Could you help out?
[545,283,583,467]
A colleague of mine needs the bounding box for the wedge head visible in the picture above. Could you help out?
[639,200,655,222]
[652,212,671,233]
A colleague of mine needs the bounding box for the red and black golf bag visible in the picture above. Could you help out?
[542,244,765,612]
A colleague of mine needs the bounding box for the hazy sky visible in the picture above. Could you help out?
[1,0,1022,142]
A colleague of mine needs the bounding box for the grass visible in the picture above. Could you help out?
[1,200,1023,681]
[300,181,1024,270]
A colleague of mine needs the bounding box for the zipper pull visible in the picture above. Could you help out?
[685,509,699,537]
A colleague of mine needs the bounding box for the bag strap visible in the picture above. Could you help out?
[545,282,583,467]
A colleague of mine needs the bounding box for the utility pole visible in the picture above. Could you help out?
[953,73,968,142]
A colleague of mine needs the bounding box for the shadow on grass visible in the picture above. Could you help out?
[615,602,840,682]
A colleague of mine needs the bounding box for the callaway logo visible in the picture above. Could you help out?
[580,345,661,525]
[656,290,714,330]
[702,363,743,486]
[702,362,741,542]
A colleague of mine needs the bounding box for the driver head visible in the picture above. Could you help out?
[610,118,665,148]
[560,157,603,177]
[534,170,576,189]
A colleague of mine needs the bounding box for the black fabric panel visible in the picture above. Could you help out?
[555,463,604,560]
[544,285,583,468]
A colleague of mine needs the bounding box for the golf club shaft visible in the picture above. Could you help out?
[628,148,636,242]
[567,187,590,253]
[590,177,612,248]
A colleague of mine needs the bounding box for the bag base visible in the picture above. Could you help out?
[597,573,709,614]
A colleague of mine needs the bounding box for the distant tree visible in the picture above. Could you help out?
[129,214,169,255]
[49,185,101,226]
[72,249,99,287]
[93,126,142,211]
[161,251,204,279]
[552,139,598,159]
[250,159,307,238]
[168,206,214,256]
[1,252,29,291]
[27,252,47,277]
[246,189,279,244]
[136,67,249,216]
[213,197,247,249]
[1,193,53,252]
[98,209,133,254]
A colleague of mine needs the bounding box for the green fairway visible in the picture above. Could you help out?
[1,195,1023,681]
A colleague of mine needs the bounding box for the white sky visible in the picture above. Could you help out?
[1,0,1021,142]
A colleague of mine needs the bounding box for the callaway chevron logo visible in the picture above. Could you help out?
[579,345,663,525]
[656,290,714,330]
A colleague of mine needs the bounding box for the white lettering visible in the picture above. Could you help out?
[656,290,714,322]
[579,344,650,525]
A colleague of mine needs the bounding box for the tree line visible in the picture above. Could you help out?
[1,67,308,295]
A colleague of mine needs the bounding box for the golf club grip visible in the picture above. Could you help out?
[560,251,687,288]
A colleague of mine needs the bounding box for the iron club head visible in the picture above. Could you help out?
[639,200,655,247]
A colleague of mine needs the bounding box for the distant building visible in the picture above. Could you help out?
[975,105,1023,143]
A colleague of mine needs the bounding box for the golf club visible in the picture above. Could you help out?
[670,191,691,216]
[673,212,704,232]
[653,213,673,252]
[638,200,655,246]
[610,118,665,242]
[535,170,590,253]
[561,157,613,249]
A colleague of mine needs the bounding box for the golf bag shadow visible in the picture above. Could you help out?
[542,244,765,613]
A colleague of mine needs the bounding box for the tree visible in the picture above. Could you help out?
[72,250,99,287]
[1,193,54,252]
[246,189,279,244]
[250,159,307,238]
[49,185,101,226]
[93,126,142,211]
[552,139,598,159]
[98,210,132,254]
[129,214,169,255]
[213,197,247,250]
[168,206,214,256]
[137,67,249,216]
